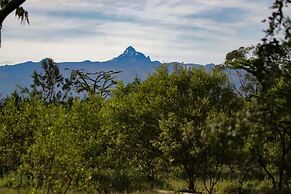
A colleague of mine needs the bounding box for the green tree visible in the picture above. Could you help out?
[0,94,36,177]
[152,66,237,192]
[105,65,238,192]
[224,0,291,188]
[21,96,107,193]
[208,110,264,194]
[29,58,73,103]
[102,78,163,191]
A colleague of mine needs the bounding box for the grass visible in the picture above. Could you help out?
[0,178,276,194]
[0,188,33,194]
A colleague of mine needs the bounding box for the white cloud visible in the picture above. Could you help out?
[0,0,276,65]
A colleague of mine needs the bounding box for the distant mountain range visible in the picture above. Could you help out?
[0,46,242,97]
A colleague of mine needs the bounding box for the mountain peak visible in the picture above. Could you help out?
[124,46,136,54]
[108,46,152,65]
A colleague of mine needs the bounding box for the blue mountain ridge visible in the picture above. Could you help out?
[0,46,244,97]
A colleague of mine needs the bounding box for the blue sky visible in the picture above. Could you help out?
[0,0,275,65]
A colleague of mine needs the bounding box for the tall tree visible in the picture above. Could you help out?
[224,0,291,191]
[30,58,69,103]
[0,0,28,46]
[153,66,238,192]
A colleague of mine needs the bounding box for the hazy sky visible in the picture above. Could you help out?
[0,0,274,65]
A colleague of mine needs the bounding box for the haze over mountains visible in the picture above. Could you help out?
[0,46,235,97]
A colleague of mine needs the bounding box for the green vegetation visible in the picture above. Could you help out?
[0,0,290,193]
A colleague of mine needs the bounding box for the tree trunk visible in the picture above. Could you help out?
[0,24,2,47]
[184,164,196,192]
[0,0,26,24]
[258,154,277,189]
[278,130,287,191]
[188,176,195,192]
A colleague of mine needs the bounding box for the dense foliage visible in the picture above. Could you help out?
[0,58,290,193]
